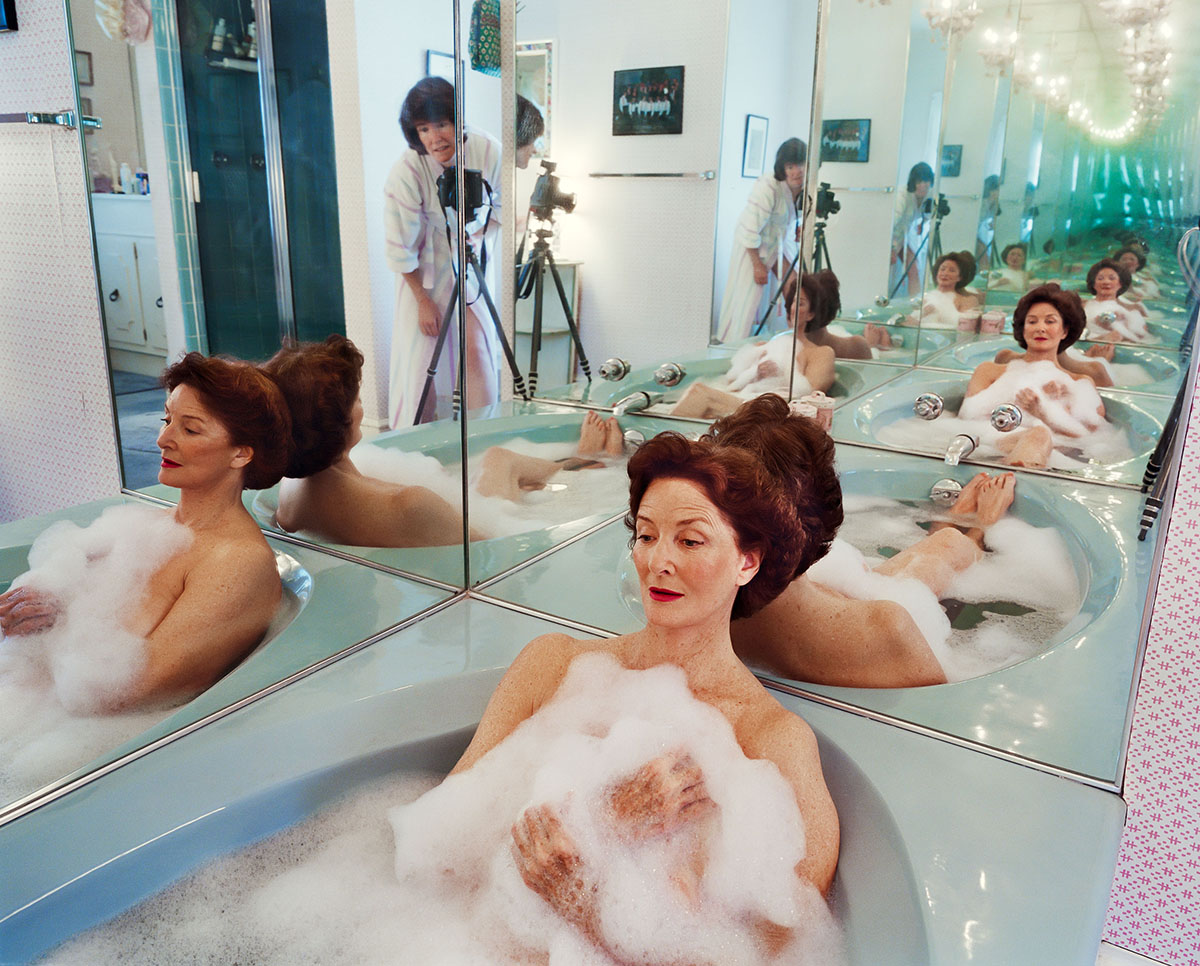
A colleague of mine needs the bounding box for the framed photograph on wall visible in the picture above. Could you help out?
[0,0,18,32]
[75,50,94,86]
[425,50,459,82]
[819,119,870,163]
[742,115,769,178]
[941,143,963,178]
[612,65,684,136]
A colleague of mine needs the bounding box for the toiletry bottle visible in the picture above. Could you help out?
[119,162,134,195]
[247,22,257,59]
[211,18,226,53]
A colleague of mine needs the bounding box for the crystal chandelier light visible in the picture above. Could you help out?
[923,0,981,38]
[978,26,1020,73]
[1096,0,1171,32]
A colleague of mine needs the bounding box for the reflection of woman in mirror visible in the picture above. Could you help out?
[385,76,502,428]
[445,422,841,951]
[798,269,878,360]
[1082,258,1148,343]
[915,251,981,327]
[974,175,1001,269]
[264,336,626,547]
[672,272,837,419]
[723,397,1022,688]
[515,94,544,170]
[890,162,934,296]
[964,284,1105,467]
[715,138,807,343]
[988,243,1031,292]
[1113,246,1161,301]
[0,355,291,713]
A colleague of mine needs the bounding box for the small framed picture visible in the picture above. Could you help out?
[820,119,870,163]
[80,96,95,133]
[425,50,458,83]
[941,143,963,178]
[0,0,18,32]
[742,115,769,179]
[75,50,93,86]
[612,65,685,136]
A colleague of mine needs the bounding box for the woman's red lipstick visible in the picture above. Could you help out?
[649,587,683,602]
[161,457,181,468]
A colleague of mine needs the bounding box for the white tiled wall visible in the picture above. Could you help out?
[0,0,121,522]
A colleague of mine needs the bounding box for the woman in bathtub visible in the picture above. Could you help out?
[447,418,840,955]
[911,250,982,327]
[963,283,1105,468]
[669,271,838,420]
[263,335,625,547]
[0,354,291,712]
[987,243,1033,292]
[1082,258,1149,343]
[1112,245,1162,302]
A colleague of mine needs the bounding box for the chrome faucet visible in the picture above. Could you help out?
[914,392,945,420]
[599,358,631,381]
[622,428,647,450]
[653,362,687,387]
[613,391,662,417]
[944,433,979,466]
[990,403,1023,432]
[930,478,963,505]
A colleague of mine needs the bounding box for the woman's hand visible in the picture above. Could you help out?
[417,293,441,337]
[752,259,769,286]
[0,587,61,636]
[1014,387,1041,416]
[1085,343,1116,361]
[606,749,715,842]
[511,804,598,932]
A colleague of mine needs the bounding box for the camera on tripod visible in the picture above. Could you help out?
[815,182,840,219]
[528,159,576,222]
[436,166,486,218]
[923,193,951,218]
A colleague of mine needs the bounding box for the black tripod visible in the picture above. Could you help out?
[415,231,529,425]
[516,227,592,394]
[889,211,943,301]
[752,221,833,336]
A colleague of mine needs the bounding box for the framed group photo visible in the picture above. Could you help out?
[819,118,870,163]
[612,65,684,136]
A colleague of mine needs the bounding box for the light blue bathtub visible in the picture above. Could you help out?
[918,334,1187,397]
[0,599,1124,964]
[0,495,450,816]
[482,443,1154,785]
[831,369,1171,486]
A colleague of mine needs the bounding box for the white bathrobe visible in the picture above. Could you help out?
[384,129,502,428]
[716,175,798,343]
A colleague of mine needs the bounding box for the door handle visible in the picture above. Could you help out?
[108,289,120,302]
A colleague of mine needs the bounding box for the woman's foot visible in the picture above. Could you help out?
[576,410,609,455]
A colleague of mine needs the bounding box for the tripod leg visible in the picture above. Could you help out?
[545,251,592,381]
[530,255,545,394]
[752,253,800,337]
[464,246,530,401]
[413,274,462,426]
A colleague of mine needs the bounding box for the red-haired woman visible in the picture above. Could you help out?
[0,354,291,710]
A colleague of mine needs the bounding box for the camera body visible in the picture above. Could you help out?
[923,193,951,218]
[529,159,576,221]
[815,181,840,219]
[437,167,485,216]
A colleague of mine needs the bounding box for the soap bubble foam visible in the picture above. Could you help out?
[45,654,844,965]
[0,504,192,802]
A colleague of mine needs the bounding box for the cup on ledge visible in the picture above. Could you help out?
[980,310,1006,335]
[798,391,835,432]
[957,311,982,337]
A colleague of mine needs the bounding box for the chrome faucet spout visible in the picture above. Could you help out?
[944,433,979,466]
[613,391,662,417]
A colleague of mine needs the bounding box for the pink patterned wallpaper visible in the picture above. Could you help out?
[1105,386,1200,964]
[0,0,122,522]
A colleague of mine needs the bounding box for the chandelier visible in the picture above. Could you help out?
[979,26,1020,74]
[923,0,981,37]
[1096,0,1171,32]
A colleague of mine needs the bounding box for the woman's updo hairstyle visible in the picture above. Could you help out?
[262,334,364,478]
[1011,283,1087,350]
[1085,257,1132,296]
[933,250,977,291]
[786,270,841,332]
[1112,246,1147,272]
[399,77,457,153]
[161,353,291,490]
[1000,243,1026,266]
[625,395,842,619]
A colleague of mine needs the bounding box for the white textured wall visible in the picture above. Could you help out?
[0,0,121,522]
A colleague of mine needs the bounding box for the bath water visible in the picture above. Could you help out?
[351,437,629,540]
[1061,347,1153,388]
[44,654,845,965]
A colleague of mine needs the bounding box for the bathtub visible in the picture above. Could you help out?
[0,598,1124,964]
[919,335,1187,398]
[535,352,911,413]
[481,443,1154,785]
[831,369,1171,486]
[0,495,450,819]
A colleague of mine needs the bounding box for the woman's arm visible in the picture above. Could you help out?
[450,633,578,775]
[964,361,1004,397]
[801,344,837,395]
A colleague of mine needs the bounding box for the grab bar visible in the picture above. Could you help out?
[0,111,101,130]
[827,185,894,193]
[589,171,715,180]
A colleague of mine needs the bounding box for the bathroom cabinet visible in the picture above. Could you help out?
[91,193,167,359]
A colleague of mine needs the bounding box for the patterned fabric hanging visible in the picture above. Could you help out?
[469,0,501,77]
[94,0,152,44]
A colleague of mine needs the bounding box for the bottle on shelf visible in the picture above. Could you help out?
[247,22,257,59]
[211,17,227,53]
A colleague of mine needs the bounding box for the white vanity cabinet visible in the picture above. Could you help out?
[91,194,167,357]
